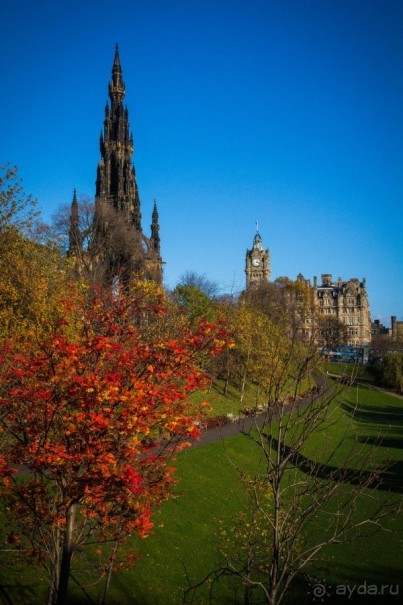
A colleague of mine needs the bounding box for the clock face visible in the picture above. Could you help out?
[252,258,260,267]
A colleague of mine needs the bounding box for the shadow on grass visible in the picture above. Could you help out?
[357,435,403,449]
[66,579,152,605]
[265,435,403,493]
[0,582,40,605]
[0,567,105,605]
[341,401,403,429]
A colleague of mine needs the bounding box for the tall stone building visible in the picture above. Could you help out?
[243,222,371,346]
[245,226,270,288]
[313,274,371,346]
[69,45,162,284]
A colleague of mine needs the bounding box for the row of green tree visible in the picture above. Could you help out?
[369,353,403,394]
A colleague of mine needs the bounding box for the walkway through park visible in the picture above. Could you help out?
[191,374,329,448]
[190,373,403,449]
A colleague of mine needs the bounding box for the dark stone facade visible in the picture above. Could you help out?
[69,45,162,284]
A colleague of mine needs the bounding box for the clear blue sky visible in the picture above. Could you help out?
[2,0,402,325]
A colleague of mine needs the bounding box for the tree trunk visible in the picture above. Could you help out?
[47,584,57,605]
[47,525,61,605]
[240,372,247,404]
[56,504,76,605]
[102,539,120,605]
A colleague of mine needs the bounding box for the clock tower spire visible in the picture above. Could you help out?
[245,224,270,288]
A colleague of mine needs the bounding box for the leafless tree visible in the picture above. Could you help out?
[49,195,94,252]
[178,271,220,299]
[316,314,349,354]
[89,199,145,285]
[371,334,403,358]
[49,196,149,286]
[185,334,400,605]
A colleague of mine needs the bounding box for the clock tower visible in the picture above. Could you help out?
[245,226,270,288]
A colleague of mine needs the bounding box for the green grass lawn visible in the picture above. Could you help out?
[106,437,262,605]
[189,379,249,417]
[0,383,402,605]
[328,361,377,383]
[299,386,403,602]
[190,376,315,418]
[106,384,403,605]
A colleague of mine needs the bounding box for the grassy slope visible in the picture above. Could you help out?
[98,384,403,605]
[108,437,262,605]
[328,361,377,383]
[0,384,402,604]
[299,385,403,599]
[190,377,315,418]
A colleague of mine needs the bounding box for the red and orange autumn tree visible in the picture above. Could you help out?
[0,281,227,605]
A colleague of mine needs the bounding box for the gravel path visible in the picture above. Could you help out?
[192,372,403,449]
[191,374,329,448]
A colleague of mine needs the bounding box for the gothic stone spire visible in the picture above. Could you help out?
[109,43,125,106]
[91,45,162,284]
[150,199,161,254]
[95,44,141,230]
[68,189,81,256]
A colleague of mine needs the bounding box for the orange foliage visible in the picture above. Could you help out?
[0,281,229,590]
